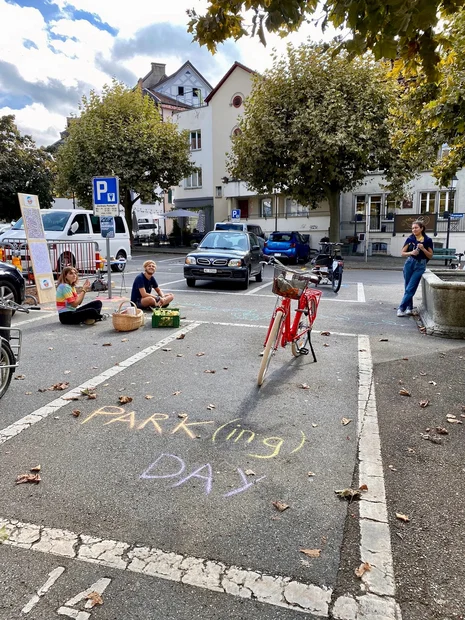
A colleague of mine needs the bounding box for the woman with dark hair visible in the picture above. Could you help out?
[397,220,433,317]
[56,267,104,325]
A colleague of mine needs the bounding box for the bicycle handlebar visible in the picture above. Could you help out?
[262,256,320,284]
[0,299,31,313]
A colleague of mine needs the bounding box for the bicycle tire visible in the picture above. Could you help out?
[291,296,317,356]
[257,313,283,387]
[0,338,15,399]
[332,266,343,293]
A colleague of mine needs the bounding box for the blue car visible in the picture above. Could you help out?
[263,231,310,264]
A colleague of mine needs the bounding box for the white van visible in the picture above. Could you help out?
[0,209,131,272]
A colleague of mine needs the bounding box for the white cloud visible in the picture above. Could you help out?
[0,102,66,145]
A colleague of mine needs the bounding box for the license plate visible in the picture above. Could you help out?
[274,253,282,257]
[204,268,217,274]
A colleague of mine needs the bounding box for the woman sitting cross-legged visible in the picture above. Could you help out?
[56,267,105,325]
[130,260,174,309]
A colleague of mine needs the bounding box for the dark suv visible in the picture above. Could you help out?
[0,261,26,304]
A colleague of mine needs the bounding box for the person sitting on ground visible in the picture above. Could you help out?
[130,260,174,310]
[56,267,105,325]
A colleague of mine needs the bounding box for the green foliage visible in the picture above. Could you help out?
[391,8,465,187]
[56,81,195,233]
[187,0,465,80]
[228,44,398,239]
[0,115,55,220]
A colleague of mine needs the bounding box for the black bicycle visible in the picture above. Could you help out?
[0,298,39,398]
[310,242,344,293]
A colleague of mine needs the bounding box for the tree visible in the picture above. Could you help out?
[0,115,55,220]
[56,82,196,235]
[227,44,398,241]
[187,0,465,80]
[390,8,465,189]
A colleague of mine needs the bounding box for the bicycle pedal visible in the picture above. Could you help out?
[299,348,309,355]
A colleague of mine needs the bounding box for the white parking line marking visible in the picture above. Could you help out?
[167,288,364,302]
[357,282,366,303]
[0,323,201,446]
[244,280,272,295]
[21,566,66,614]
[1,517,331,616]
[14,313,55,326]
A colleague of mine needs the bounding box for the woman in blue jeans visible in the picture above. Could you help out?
[397,220,433,317]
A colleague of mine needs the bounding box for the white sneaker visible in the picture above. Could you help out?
[397,309,406,317]
[405,309,413,316]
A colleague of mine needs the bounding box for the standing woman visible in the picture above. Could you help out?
[397,220,434,317]
[56,267,104,325]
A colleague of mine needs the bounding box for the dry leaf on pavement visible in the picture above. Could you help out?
[196,352,205,356]
[272,500,289,512]
[359,484,368,492]
[204,369,216,374]
[300,383,310,389]
[0,525,8,542]
[162,348,172,352]
[396,512,410,522]
[16,473,41,485]
[178,413,187,419]
[436,427,448,435]
[49,382,70,391]
[206,404,216,410]
[308,471,316,477]
[320,331,330,336]
[86,592,103,607]
[428,380,437,386]
[379,338,389,342]
[341,417,352,426]
[118,395,133,404]
[176,333,185,340]
[335,488,362,501]
[30,465,41,472]
[14,374,25,380]
[300,548,321,558]
[145,395,153,400]
[62,395,79,401]
[354,562,371,578]
[172,391,181,396]
[399,388,411,396]
[102,343,112,347]
[72,410,81,417]
[419,399,429,408]
[244,469,255,476]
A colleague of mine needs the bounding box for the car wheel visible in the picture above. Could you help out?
[186,278,196,287]
[255,264,263,282]
[240,269,250,290]
[111,252,127,272]
[0,280,19,316]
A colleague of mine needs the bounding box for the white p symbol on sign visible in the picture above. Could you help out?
[96,181,108,201]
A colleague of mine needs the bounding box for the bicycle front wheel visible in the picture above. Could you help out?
[292,297,317,357]
[0,338,15,399]
[332,266,343,293]
[257,313,283,387]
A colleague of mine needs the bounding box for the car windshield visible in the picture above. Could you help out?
[269,233,293,242]
[199,232,248,251]
[12,211,70,232]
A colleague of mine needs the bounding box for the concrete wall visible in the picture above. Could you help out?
[419,269,465,338]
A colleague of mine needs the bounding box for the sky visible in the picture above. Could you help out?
[0,0,332,146]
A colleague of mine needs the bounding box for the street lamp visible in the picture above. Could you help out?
[444,174,458,265]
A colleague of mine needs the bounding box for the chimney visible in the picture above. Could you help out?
[143,63,166,89]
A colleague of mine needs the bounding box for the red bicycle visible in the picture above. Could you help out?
[257,257,322,386]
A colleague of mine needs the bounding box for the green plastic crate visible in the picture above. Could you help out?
[152,308,180,328]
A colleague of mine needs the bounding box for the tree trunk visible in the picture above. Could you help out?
[121,188,139,239]
[327,189,340,242]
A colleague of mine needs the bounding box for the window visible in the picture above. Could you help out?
[185,169,202,189]
[420,191,436,214]
[355,195,366,220]
[90,216,125,234]
[167,189,173,204]
[190,130,201,150]
[231,126,242,137]
[215,186,222,198]
[232,95,243,108]
[71,214,89,234]
[193,88,200,98]
[177,86,184,96]
[260,198,272,218]
[285,198,309,217]
[438,190,455,217]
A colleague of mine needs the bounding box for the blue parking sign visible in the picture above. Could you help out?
[100,216,115,238]
[232,209,241,220]
[92,176,120,215]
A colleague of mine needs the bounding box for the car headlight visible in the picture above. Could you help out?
[228,259,242,267]
[185,256,197,265]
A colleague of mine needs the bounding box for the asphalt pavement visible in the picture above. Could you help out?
[0,252,463,620]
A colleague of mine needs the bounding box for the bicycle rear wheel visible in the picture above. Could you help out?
[292,297,317,357]
[332,266,343,293]
[257,313,283,386]
[0,338,15,399]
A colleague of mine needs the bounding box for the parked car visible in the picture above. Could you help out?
[184,230,263,289]
[133,223,158,244]
[263,231,310,264]
[0,210,131,272]
[214,222,266,239]
[0,261,26,304]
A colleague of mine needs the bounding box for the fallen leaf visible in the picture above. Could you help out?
[162,348,172,352]
[447,418,460,424]
[178,413,187,419]
[312,423,318,428]
[14,374,25,380]
[121,338,128,342]
[176,333,185,340]
[354,562,372,578]
[206,404,216,410]
[223,367,228,370]
[428,381,437,386]
[172,391,181,396]
[30,465,41,472]
[300,548,321,558]
[323,343,330,347]
[145,395,153,400]
[118,395,133,404]
[72,410,81,418]
[396,512,410,523]
[388,465,397,471]
[64,370,71,375]
[196,352,205,356]
[299,383,310,389]
[308,471,316,477]
[341,417,352,426]
[25,392,32,395]
[62,395,79,401]
[102,343,112,347]
[419,399,429,408]
[435,427,448,435]
[86,592,103,607]
[0,525,8,542]
[244,469,255,476]
[335,488,362,501]
[399,388,411,396]
[446,413,457,418]
[204,369,216,374]
[402,357,409,361]
[176,354,184,357]
[16,473,41,485]
[320,331,330,336]
[48,347,53,350]
[419,371,427,376]
[379,338,389,342]
[272,500,289,512]
[359,484,368,492]
[87,393,97,400]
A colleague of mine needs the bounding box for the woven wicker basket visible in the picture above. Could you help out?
[112,301,144,332]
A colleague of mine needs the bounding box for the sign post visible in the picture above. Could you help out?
[92,177,120,299]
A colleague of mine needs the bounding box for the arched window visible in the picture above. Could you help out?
[232,94,243,108]
[231,126,242,137]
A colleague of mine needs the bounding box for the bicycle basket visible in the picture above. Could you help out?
[272,267,311,299]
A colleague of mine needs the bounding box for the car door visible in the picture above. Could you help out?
[295,232,309,261]
[248,233,261,273]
